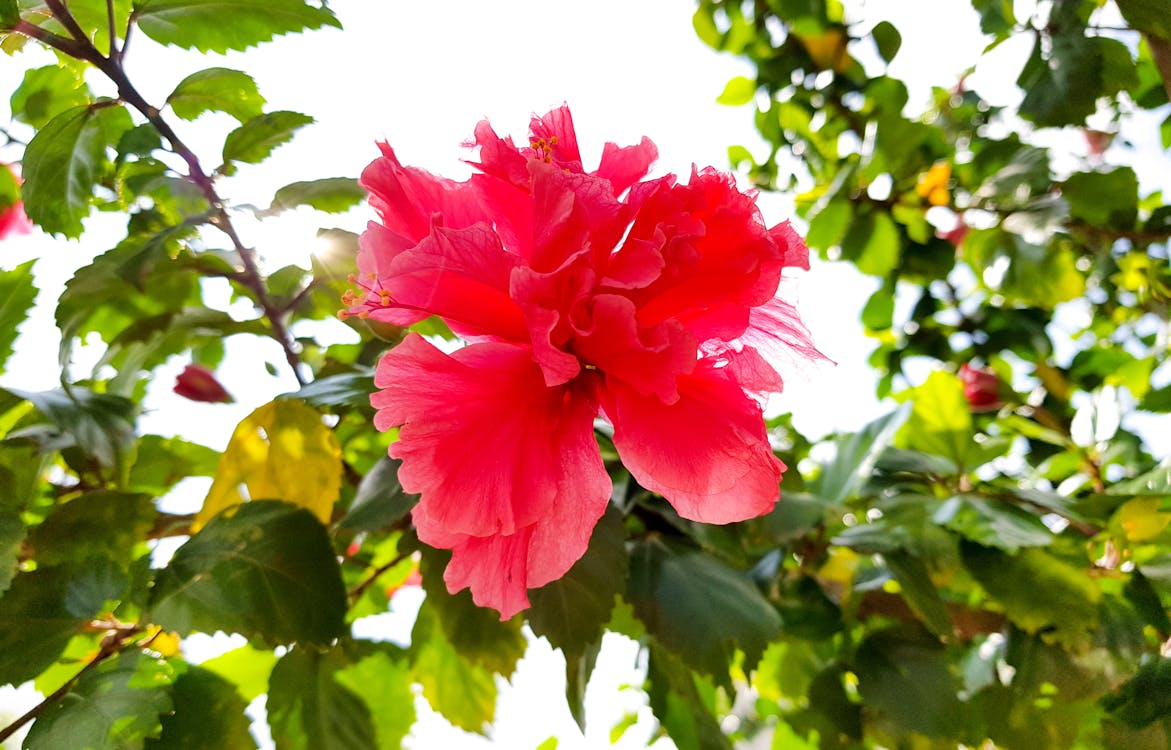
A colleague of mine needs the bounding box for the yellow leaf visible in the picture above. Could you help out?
[143,626,182,657]
[196,399,342,530]
[798,27,852,73]
[1119,497,1171,542]
[916,162,952,204]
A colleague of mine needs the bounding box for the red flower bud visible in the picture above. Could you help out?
[958,363,1002,412]
[173,364,234,403]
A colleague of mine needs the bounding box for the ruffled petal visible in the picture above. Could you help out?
[605,361,784,524]
[373,334,605,539]
[572,293,695,404]
[529,105,583,170]
[383,223,528,341]
[597,137,658,197]
[509,254,592,386]
[361,143,483,243]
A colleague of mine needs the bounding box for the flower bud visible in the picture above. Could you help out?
[958,363,1002,412]
[173,364,234,403]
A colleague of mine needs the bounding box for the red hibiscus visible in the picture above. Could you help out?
[351,106,821,618]
[958,363,1002,412]
[173,364,234,403]
[0,164,32,240]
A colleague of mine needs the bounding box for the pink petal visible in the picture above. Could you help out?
[361,142,483,243]
[597,137,659,197]
[740,292,827,370]
[466,119,530,187]
[572,293,695,404]
[605,360,784,524]
[384,223,528,341]
[509,254,592,386]
[529,105,582,169]
[373,334,605,539]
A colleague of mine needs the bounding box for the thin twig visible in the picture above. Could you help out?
[348,550,411,602]
[105,0,118,59]
[0,623,143,744]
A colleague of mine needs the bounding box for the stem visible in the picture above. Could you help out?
[105,0,119,60]
[348,551,411,602]
[1143,33,1171,107]
[0,624,143,744]
[20,3,309,386]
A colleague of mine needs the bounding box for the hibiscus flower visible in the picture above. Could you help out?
[346,105,821,619]
[0,164,32,240]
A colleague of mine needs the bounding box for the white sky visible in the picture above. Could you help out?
[2,0,1169,748]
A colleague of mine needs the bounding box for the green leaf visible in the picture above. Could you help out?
[410,600,497,734]
[133,0,341,53]
[528,505,627,657]
[853,625,967,737]
[1063,167,1140,228]
[149,500,347,645]
[9,63,90,129]
[871,20,901,62]
[417,545,526,676]
[28,491,155,566]
[127,435,219,496]
[200,644,278,703]
[166,67,265,123]
[627,537,780,683]
[222,110,314,165]
[268,646,378,750]
[1102,658,1171,728]
[842,210,901,277]
[0,511,23,597]
[883,551,952,637]
[804,199,852,250]
[1117,0,1171,39]
[0,0,18,27]
[293,372,376,412]
[22,103,129,237]
[1018,35,1136,127]
[6,386,138,471]
[809,404,910,503]
[0,557,127,686]
[961,541,1100,645]
[971,0,1017,35]
[0,259,36,370]
[338,455,418,532]
[334,646,416,750]
[716,75,756,106]
[646,643,733,750]
[896,371,973,468]
[933,495,1053,551]
[24,652,175,750]
[269,177,365,214]
[146,664,258,750]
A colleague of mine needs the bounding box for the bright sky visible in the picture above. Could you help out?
[2,0,1168,748]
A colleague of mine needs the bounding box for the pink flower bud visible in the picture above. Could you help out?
[173,364,234,403]
[958,363,1002,412]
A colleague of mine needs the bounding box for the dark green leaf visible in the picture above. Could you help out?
[646,643,732,750]
[0,557,127,686]
[268,177,365,214]
[962,541,1099,644]
[222,110,314,165]
[410,600,496,733]
[971,0,1016,35]
[134,0,341,53]
[627,537,780,683]
[854,625,967,737]
[883,551,952,636]
[417,545,526,676]
[871,20,901,62]
[6,387,137,471]
[166,67,265,123]
[24,651,174,750]
[1117,0,1171,39]
[1019,35,1136,127]
[841,209,901,276]
[934,495,1053,551]
[1102,658,1171,727]
[9,63,89,129]
[338,455,417,532]
[1125,569,1171,632]
[29,491,154,566]
[0,259,36,370]
[146,664,258,750]
[529,505,626,657]
[293,371,375,411]
[149,500,347,645]
[1063,167,1140,228]
[268,646,378,750]
[0,511,22,597]
[0,0,18,27]
[22,103,129,237]
[809,404,909,503]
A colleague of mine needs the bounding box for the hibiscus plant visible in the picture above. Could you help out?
[0,1,1169,749]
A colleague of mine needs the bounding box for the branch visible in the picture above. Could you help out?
[347,550,411,602]
[1145,33,1171,103]
[0,623,143,744]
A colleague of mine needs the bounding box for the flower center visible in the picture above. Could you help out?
[338,272,394,321]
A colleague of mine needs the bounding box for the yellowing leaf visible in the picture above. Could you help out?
[143,626,182,657]
[917,162,952,206]
[1119,497,1171,542]
[798,27,852,73]
[196,399,342,530]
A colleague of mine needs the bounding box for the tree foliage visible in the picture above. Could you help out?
[0,0,1168,748]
